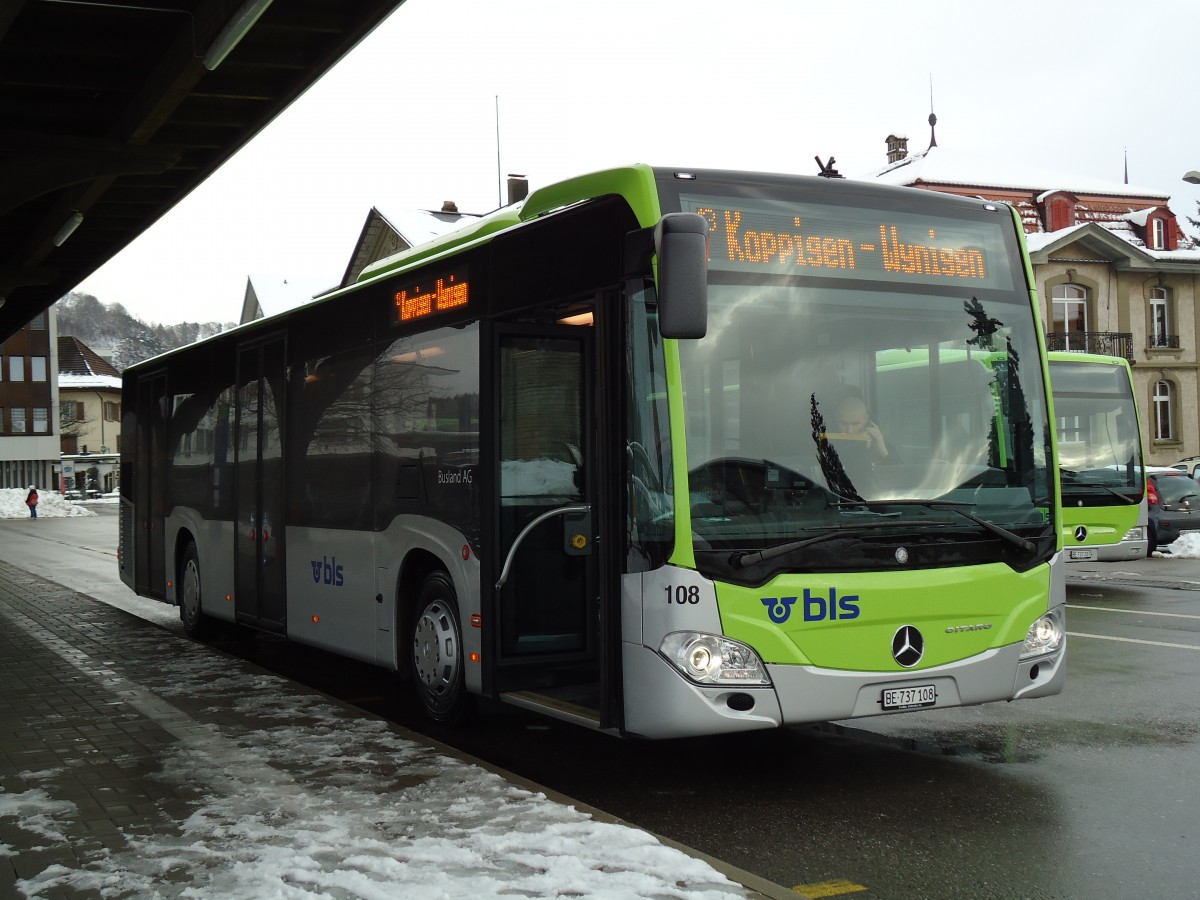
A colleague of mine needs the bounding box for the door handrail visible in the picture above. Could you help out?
[496,503,591,591]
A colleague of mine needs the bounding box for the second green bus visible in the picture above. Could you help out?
[1050,351,1147,562]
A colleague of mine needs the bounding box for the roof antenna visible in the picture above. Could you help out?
[927,75,938,149]
[495,95,503,207]
[814,156,843,178]
[1124,147,1129,184]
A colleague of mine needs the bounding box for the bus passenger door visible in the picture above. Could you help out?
[234,336,287,633]
[133,371,167,598]
[488,325,603,724]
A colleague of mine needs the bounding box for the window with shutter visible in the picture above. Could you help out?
[1151,218,1166,250]
[1051,200,1069,230]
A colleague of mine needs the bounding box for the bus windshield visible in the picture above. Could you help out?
[671,186,1053,572]
[1050,357,1143,496]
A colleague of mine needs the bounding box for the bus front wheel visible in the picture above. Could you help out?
[179,541,211,639]
[410,572,471,724]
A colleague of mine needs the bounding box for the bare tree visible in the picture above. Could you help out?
[59,400,93,444]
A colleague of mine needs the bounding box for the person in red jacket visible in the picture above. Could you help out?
[25,485,38,519]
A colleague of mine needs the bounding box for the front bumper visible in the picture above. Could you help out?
[620,637,1066,739]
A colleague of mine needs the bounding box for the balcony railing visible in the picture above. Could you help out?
[1149,334,1181,349]
[1045,331,1134,364]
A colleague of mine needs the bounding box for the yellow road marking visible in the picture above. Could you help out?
[792,878,868,898]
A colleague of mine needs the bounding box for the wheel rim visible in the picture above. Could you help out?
[412,599,460,712]
[181,558,201,626]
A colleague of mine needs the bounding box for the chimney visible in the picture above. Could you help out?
[440,200,459,213]
[507,174,529,205]
[886,134,909,164]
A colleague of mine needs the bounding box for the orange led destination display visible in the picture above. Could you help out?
[392,269,470,324]
[681,195,1014,291]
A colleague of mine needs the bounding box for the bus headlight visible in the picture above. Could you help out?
[659,632,771,685]
[1122,526,1145,542]
[1021,610,1064,659]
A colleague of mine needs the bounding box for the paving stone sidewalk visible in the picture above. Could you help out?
[0,563,186,897]
[0,561,777,900]
[0,563,460,898]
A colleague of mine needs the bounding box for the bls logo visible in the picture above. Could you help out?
[761,596,797,623]
[761,588,860,624]
[311,556,345,586]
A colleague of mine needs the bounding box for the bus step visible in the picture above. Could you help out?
[499,690,602,728]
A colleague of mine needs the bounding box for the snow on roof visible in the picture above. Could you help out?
[59,373,122,390]
[1143,244,1200,262]
[863,144,1199,256]
[374,206,478,246]
[1022,221,1200,261]
[246,274,335,319]
[57,335,121,378]
[1126,207,1158,226]
[866,147,1169,200]
[1022,225,1088,252]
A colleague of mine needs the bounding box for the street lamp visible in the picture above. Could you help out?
[1185,171,1200,185]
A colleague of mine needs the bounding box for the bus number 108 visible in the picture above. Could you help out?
[666,586,701,604]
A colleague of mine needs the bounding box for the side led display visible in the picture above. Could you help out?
[392,269,470,324]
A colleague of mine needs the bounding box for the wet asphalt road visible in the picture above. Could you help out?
[410,557,1200,899]
[2,510,1198,899]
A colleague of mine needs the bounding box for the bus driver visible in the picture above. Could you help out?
[836,395,892,462]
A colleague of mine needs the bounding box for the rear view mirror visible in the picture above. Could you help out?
[654,213,708,339]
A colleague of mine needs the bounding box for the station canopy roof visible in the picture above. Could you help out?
[0,0,405,342]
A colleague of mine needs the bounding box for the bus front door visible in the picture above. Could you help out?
[133,371,167,598]
[489,325,605,726]
[234,336,287,633]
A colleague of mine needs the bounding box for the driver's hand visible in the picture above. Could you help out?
[865,423,887,456]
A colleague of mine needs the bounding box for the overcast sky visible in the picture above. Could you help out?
[74,0,1200,325]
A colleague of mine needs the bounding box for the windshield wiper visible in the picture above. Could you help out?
[730,519,918,569]
[1060,482,1139,503]
[729,499,1041,570]
[852,499,1036,552]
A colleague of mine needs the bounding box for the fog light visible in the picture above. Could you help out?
[727,693,755,712]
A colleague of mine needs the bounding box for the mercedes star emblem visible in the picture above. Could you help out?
[892,625,924,668]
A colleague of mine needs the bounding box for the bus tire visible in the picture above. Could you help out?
[410,571,471,724]
[179,541,211,639]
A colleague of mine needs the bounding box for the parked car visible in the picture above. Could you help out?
[1172,456,1200,479]
[1147,468,1200,554]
